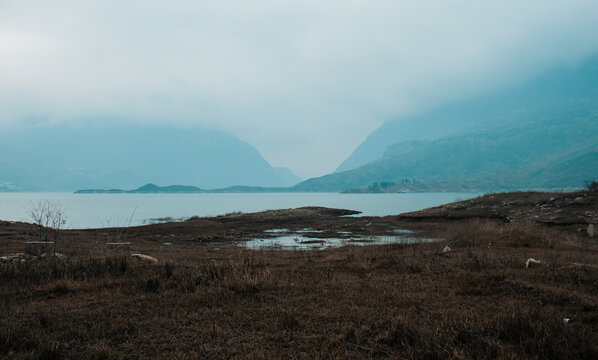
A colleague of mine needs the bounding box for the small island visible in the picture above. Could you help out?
[75,183,293,194]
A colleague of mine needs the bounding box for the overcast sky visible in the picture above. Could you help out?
[2,1,598,178]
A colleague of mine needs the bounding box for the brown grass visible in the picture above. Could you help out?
[442,218,553,248]
[1,220,597,359]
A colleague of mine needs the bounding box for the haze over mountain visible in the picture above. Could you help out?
[2,2,598,178]
[295,55,598,192]
[337,55,598,172]
[0,125,300,191]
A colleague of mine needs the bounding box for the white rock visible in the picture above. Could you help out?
[131,253,158,263]
[525,258,541,268]
[588,224,595,238]
[442,245,451,253]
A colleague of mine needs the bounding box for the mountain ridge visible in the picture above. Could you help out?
[0,125,301,191]
[295,110,598,192]
[336,54,598,173]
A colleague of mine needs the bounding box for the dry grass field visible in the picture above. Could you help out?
[1,192,597,359]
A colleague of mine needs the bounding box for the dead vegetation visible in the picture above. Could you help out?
[441,218,554,248]
[1,224,597,359]
[1,193,597,359]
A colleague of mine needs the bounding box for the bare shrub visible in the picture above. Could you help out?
[29,200,67,254]
[585,180,598,192]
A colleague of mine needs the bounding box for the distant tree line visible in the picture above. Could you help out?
[368,181,395,190]
[368,179,417,191]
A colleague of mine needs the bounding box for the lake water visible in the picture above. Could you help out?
[0,192,481,229]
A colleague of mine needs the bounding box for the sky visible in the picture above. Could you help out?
[1,1,598,178]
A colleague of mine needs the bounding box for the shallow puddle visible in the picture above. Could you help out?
[295,228,325,233]
[392,228,414,234]
[263,228,290,233]
[238,234,437,250]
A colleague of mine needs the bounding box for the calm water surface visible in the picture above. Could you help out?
[0,192,481,229]
[239,234,439,250]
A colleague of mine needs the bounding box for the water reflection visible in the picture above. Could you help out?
[238,234,437,250]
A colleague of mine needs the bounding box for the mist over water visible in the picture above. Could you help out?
[0,192,479,229]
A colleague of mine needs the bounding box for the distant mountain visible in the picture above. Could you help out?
[75,183,204,193]
[381,140,429,160]
[336,54,598,172]
[529,144,598,188]
[295,114,598,192]
[0,125,300,191]
[132,184,204,193]
[295,54,598,192]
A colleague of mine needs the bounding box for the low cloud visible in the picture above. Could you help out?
[1,1,598,177]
